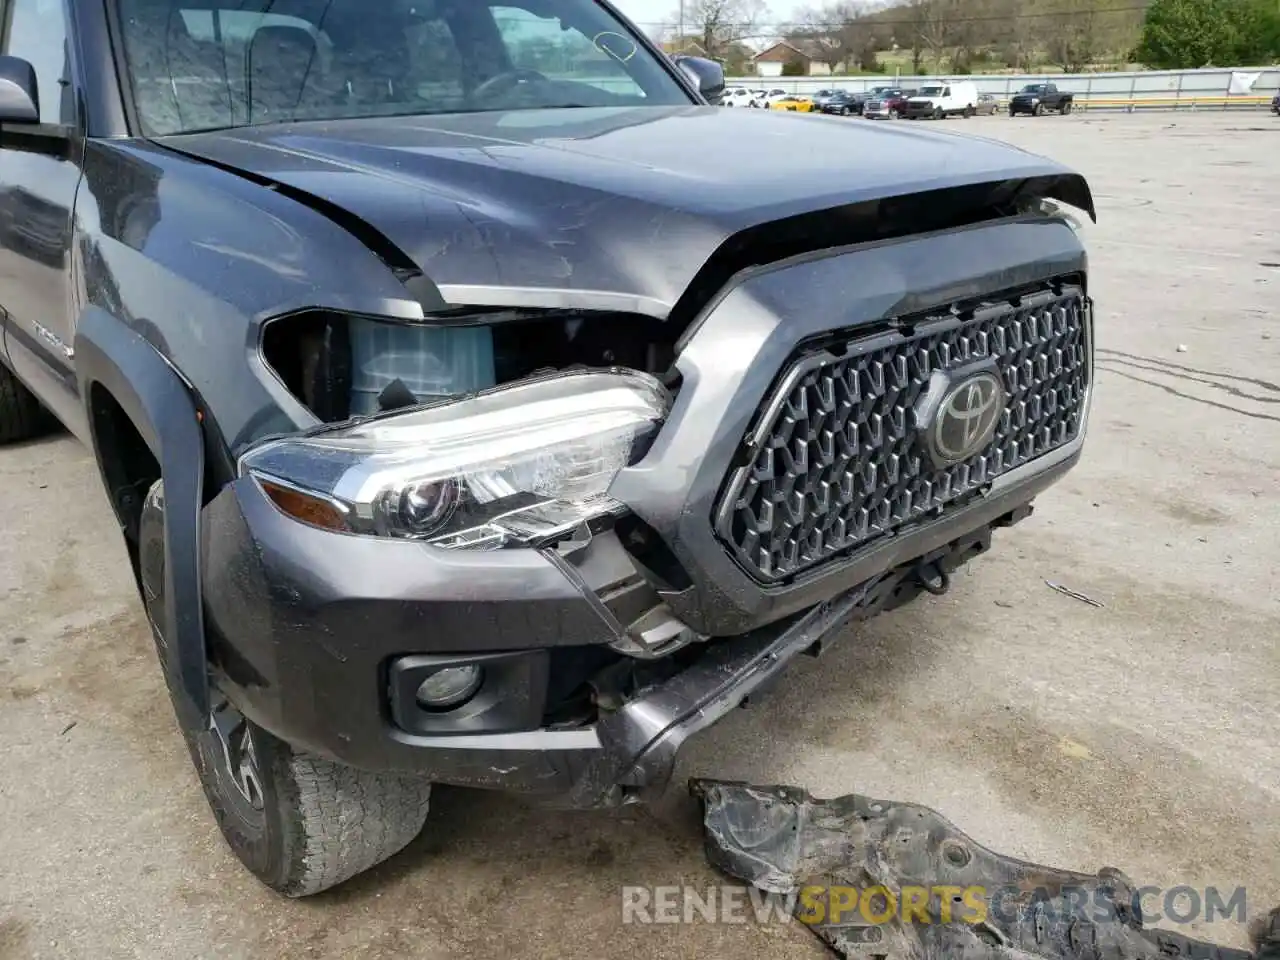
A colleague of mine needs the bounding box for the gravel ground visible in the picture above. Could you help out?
[1,110,1277,960]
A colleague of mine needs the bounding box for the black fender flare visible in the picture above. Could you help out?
[74,306,209,729]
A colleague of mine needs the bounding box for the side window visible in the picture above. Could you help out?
[490,5,644,99]
[943,86,951,97]
[2,0,73,124]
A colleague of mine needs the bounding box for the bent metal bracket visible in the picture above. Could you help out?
[692,780,1279,960]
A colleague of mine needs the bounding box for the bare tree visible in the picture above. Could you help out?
[1039,0,1103,72]
[669,0,770,60]
[900,0,928,72]
[986,0,1039,70]
[793,1,874,72]
[917,0,955,72]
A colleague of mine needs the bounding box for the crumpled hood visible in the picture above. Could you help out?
[164,105,1093,317]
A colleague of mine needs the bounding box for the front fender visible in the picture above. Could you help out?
[74,305,208,727]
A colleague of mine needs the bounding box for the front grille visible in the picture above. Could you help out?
[716,283,1090,583]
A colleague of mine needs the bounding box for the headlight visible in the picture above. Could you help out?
[239,369,669,550]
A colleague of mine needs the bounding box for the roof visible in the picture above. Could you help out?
[754,40,811,63]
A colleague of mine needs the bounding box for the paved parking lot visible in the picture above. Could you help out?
[1,111,1278,960]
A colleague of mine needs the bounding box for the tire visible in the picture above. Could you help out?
[889,108,899,119]
[138,480,432,897]
[933,107,944,120]
[1033,102,1045,116]
[1009,108,1016,117]
[1062,101,1072,114]
[963,105,975,118]
[0,362,45,444]
[841,106,849,116]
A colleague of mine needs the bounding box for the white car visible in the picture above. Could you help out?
[722,87,753,107]
[760,89,793,108]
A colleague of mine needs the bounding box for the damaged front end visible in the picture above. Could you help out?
[693,780,1275,960]
[202,173,1095,804]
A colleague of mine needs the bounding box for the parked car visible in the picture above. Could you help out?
[0,0,1097,899]
[767,95,817,113]
[747,88,770,107]
[975,93,1000,115]
[722,86,753,107]
[1009,83,1074,116]
[760,88,791,107]
[819,90,862,116]
[904,80,979,119]
[862,88,917,119]
[809,88,838,108]
[1272,92,1279,115]
[848,85,896,115]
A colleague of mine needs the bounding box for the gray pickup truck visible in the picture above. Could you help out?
[0,0,1095,897]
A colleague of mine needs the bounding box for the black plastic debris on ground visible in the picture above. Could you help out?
[692,780,1269,960]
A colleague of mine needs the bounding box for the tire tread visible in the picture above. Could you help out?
[0,364,44,444]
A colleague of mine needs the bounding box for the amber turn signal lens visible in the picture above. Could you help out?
[259,479,348,532]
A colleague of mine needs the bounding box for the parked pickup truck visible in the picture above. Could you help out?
[0,0,1096,897]
[1009,83,1075,116]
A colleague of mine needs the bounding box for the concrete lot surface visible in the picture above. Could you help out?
[1,111,1277,959]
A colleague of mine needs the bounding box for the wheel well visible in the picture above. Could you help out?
[88,383,160,572]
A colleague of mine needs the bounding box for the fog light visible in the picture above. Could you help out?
[415,665,482,710]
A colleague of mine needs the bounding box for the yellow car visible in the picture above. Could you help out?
[767,96,816,113]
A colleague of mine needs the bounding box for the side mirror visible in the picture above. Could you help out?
[673,55,726,105]
[0,55,40,123]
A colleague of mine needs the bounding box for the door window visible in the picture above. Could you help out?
[2,0,73,124]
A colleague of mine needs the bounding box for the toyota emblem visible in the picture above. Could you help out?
[924,371,1006,465]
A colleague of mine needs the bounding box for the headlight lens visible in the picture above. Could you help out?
[240,369,669,550]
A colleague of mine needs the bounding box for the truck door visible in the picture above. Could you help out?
[0,0,88,438]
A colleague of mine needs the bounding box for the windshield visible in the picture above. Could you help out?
[115,0,692,135]
[918,86,943,96]
[1021,84,1046,93]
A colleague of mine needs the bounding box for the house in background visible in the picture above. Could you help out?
[752,38,834,77]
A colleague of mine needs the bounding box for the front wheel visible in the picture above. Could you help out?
[963,105,975,118]
[1062,101,1072,114]
[841,106,850,116]
[138,481,432,897]
[933,107,944,120]
[1033,102,1045,116]
[888,108,899,119]
[0,363,46,444]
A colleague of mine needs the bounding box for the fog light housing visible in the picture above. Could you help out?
[415,665,483,710]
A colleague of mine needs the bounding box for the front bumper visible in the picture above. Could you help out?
[202,460,1065,806]
[903,102,941,118]
[203,217,1090,804]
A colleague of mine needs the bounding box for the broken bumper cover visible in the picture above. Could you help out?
[200,462,1051,806]
[201,468,887,804]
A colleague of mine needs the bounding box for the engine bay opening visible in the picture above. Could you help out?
[261,308,681,422]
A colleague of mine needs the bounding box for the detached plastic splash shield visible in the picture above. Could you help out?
[692,780,1278,960]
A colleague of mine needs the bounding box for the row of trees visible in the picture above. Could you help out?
[790,0,1148,74]
[660,0,1280,75]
